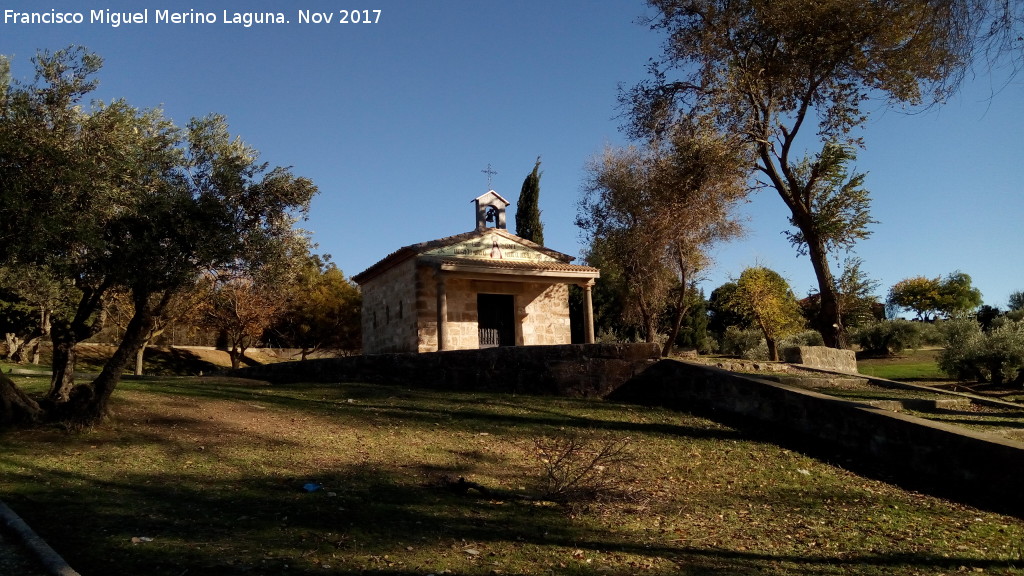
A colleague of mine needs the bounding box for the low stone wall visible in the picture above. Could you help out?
[233,343,661,398]
[609,359,1024,517]
[782,345,858,373]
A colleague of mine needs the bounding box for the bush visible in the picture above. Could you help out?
[719,326,767,360]
[938,319,1024,386]
[533,431,639,504]
[780,330,825,349]
[852,319,923,356]
[917,321,945,347]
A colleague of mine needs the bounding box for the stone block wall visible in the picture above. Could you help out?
[414,265,440,352]
[361,258,420,354]
[413,268,573,352]
[782,346,858,373]
[235,342,662,398]
[609,359,1024,517]
[521,283,571,346]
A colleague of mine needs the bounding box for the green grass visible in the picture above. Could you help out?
[3,377,1024,575]
[857,349,949,381]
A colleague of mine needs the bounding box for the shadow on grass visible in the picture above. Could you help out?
[3,456,1018,576]
[5,379,1024,575]
[117,379,750,444]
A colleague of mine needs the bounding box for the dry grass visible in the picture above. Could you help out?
[2,376,1024,575]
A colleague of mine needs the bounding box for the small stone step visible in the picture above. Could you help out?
[900,397,973,411]
[864,400,904,412]
[774,375,871,390]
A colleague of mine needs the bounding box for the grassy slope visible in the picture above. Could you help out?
[2,376,1024,576]
[856,349,949,381]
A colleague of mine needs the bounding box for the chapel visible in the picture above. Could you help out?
[353,191,600,354]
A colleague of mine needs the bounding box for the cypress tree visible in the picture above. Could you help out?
[515,157,544,245]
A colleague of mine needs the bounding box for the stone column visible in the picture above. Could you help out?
[435,272,448,351]
[582,280,596,344]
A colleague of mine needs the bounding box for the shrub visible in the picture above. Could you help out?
[719,326,767,359]
[917,320,945,347]
[532,431,639,504]
[938,319,1024,386]
[1009,290,1024,312]
[852,319,922,356]
[780,330,825,349]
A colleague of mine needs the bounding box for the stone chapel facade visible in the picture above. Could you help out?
[353,191,600,354]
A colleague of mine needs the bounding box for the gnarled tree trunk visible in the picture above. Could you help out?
[0,373,43,427]
[49,285,108,403]
[76,291,169,426]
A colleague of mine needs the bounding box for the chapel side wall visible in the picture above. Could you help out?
[361,259,419,354]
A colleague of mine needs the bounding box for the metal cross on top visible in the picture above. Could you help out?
[481,164,497,189]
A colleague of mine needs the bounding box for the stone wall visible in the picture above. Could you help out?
[361,258,419,354]
[413,267,573,352]
[521,283,571,346]
[609,359,1024,516]
[235,342,662,397]
[782,346,858,373]
[236,347,1024,514]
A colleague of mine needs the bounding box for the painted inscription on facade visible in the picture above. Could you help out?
[427,233,558,263]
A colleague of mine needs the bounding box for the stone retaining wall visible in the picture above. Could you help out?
[237,348,1024,516]
[233,343,661,397]
[608,359,1024,517]
[782,346,859,373]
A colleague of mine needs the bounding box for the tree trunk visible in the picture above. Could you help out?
[48,335,78,403]
[229,347,245,370]
[989,359,1005,387]
[135,345,146,376]
[7,335,27,363]
[34,307,51,366]
[766,337,779,361]
[48,286,108,402]
[29,338,42,365]
[76,293,167,426]
[663,264,692,357]
[663,290,690,357]
[762,143,847,350]
[804,238,847,349]
[0,373,43,427]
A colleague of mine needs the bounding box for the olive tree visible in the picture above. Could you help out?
[0,48,316,427]
[623,0,994,348]
[578,122,746,352]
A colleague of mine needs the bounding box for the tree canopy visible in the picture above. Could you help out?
[622,0,1008,348]
[269,255,362,360]
[729,266,805,361]
[0,47,317,427]
[1010,291,1024,312]
[578,121,746,352]
[887,272,983,320]
[515,157,545,245]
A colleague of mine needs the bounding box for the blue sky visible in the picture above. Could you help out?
[3,1,1022,309]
